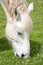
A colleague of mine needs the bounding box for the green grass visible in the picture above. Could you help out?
[0,0,43,65]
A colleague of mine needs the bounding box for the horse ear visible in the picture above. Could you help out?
[27,2,33,14]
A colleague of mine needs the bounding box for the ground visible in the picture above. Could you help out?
[0,0,43,65]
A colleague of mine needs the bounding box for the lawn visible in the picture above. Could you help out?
[0,0,43,65]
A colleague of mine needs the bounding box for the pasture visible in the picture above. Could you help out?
[0,0,43,65]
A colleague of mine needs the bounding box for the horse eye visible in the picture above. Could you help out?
[18,32,24,38]
[15,8,17,16]
[18,32,22,35]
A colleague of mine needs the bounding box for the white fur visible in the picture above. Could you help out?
[28,2,33,14]
[0,1,33,58]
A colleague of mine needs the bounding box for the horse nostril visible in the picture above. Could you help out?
[16,54,19,57]
[21,54,24,58]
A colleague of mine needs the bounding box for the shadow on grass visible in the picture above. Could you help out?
[30,40,41,57]
[0,37,12,51]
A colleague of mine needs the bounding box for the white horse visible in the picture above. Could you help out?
[0,0,33,58]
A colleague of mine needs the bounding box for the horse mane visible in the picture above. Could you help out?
[1,0,26,19]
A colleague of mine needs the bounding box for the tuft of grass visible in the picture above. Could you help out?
[0,0,43,65]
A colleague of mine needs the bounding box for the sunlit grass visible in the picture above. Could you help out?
[0,0,43,65]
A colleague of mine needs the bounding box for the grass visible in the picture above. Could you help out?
[0,0,43,65]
